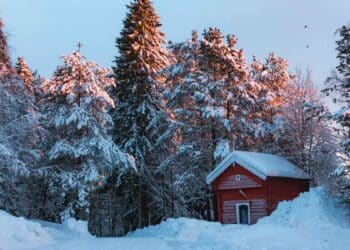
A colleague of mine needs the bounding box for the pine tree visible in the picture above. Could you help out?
[250,53,291,119]
[15,57,34,93]
[248,53,292,150]
[336,26,350,81]
[40,50,134,221]
[112,0,170,228]
[0,18,42,218]
[0,75,42,217]
[163,32,212,219]
[323,24,350,203]
[0,18,11,74]
[0,18,9,66]
[326,25,350,149]
[163,29,251,219]
[196,28,251,153]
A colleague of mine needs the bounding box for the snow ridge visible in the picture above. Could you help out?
[0,188,349,250]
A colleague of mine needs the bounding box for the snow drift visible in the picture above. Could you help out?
[0,211,51,250]
[259,186,349,228]
[131,187,350,250]
[0,187,349,250]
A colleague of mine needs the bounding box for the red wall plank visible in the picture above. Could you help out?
[213,164,264,191]
[266,177,310,215]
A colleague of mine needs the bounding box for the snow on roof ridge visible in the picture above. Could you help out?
[206,150,310,184]
[232,151,268,179]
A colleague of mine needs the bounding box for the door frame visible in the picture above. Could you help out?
[235,202,251,224]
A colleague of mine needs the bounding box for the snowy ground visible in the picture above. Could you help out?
[1,187,349,250]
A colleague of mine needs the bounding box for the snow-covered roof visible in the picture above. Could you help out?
[206,151,310,184]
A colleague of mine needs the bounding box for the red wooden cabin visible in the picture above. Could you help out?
[206,151,310,225]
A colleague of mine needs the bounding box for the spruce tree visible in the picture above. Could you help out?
[0,18,11,74]
[248,53,291,151]
[15,57,34,93]
[0,73,43,217]
[164,29,251,219]
[323,24,350,203]
[250,53,291,119]
[40,50,134,221]
[324,25,350,154]
[336,26,350,81]
[0,18,43,217]
[112,0,170,228]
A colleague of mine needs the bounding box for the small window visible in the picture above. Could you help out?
[236,175,241,181]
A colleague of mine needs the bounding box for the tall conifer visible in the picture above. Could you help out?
[112,0,170,228]
[15,57,34,93]
[323,25,350,203]
[0,18,11,74]
[164,29,251,219]
[40,50,134,221]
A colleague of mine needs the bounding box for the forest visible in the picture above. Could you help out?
[0,0,349,238]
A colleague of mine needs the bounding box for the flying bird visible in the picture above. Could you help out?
[304,25,308,29]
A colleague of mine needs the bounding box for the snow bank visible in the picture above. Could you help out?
[129,218,229,249]
[0,187,349,250]
[258,187,349,229]
[62,218,89,236]
[0,211,52,250]
[130,187,350,250]
[130,217,223,241]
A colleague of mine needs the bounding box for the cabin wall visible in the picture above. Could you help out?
[218,189,267,224]
[212,164,310,224]
[213,164,264,191]
[266,177,310,215]
[214,164,268,224]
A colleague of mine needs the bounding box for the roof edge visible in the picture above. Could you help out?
[206,151,311,184]
[206,152,268,184]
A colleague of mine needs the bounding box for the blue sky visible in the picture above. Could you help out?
[1,0,350,88]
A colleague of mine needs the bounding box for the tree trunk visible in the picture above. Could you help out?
[88,188,125,237]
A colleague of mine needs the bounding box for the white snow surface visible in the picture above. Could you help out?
[0,187,349,250]
[207,150,310,184]
[0,211,52,250]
